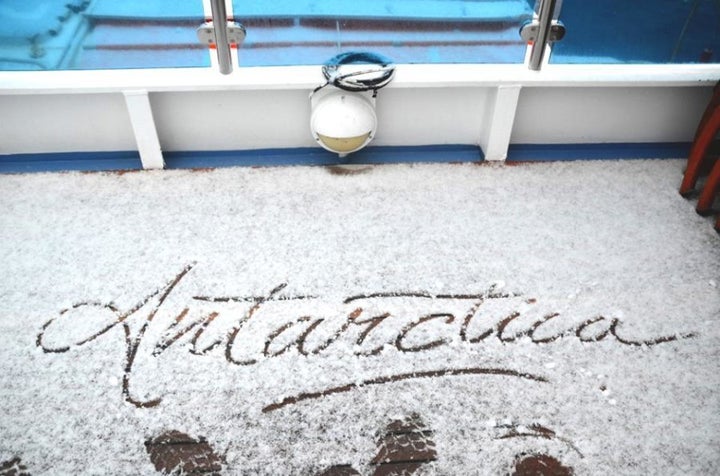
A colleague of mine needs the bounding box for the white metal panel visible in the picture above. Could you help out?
[149,90,316,151]
[373,88,491,146]
[0,93,135,154]
[511,86,711,144]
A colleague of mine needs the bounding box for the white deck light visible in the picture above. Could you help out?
[309,52,395,158]
[310,90,377,157]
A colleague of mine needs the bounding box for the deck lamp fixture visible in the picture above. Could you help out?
[310,52,395,157]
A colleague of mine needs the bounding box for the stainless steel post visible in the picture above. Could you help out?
[210,0,232,75]
[528,0,557,71]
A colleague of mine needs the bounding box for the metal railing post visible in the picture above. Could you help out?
[209,0,232,74]
[528,0,557,71]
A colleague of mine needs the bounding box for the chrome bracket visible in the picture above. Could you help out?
[196,21,246,46]
[520,20,566,43]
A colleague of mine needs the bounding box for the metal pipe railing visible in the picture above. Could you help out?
[209,0,232,75]
[528,0,557,71]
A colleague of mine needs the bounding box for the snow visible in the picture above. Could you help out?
[0,159,718,474]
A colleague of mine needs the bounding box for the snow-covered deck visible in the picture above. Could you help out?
[0,159,718,474]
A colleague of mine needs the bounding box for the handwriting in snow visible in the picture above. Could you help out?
[36,264,695,409]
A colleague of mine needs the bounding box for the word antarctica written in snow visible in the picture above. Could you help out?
[36,264,695,408]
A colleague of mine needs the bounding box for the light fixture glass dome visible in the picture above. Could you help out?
[310,91,377,157]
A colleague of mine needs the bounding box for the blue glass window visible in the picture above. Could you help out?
[3,1,715,71]
[0,0,207,70]
[232,0,533,66]
[0,1,533,71]
[550,0,720,64]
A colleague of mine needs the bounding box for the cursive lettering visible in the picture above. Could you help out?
[36,264,697,409]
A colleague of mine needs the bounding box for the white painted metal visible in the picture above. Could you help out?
[0,64,717,160]
[373,88,491,148]
[511,86,711,144]
[0,64,718,95]
[149,90,316,151]
[481,84,522,161]
[123,90,164,169]
[0,93,135,154]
